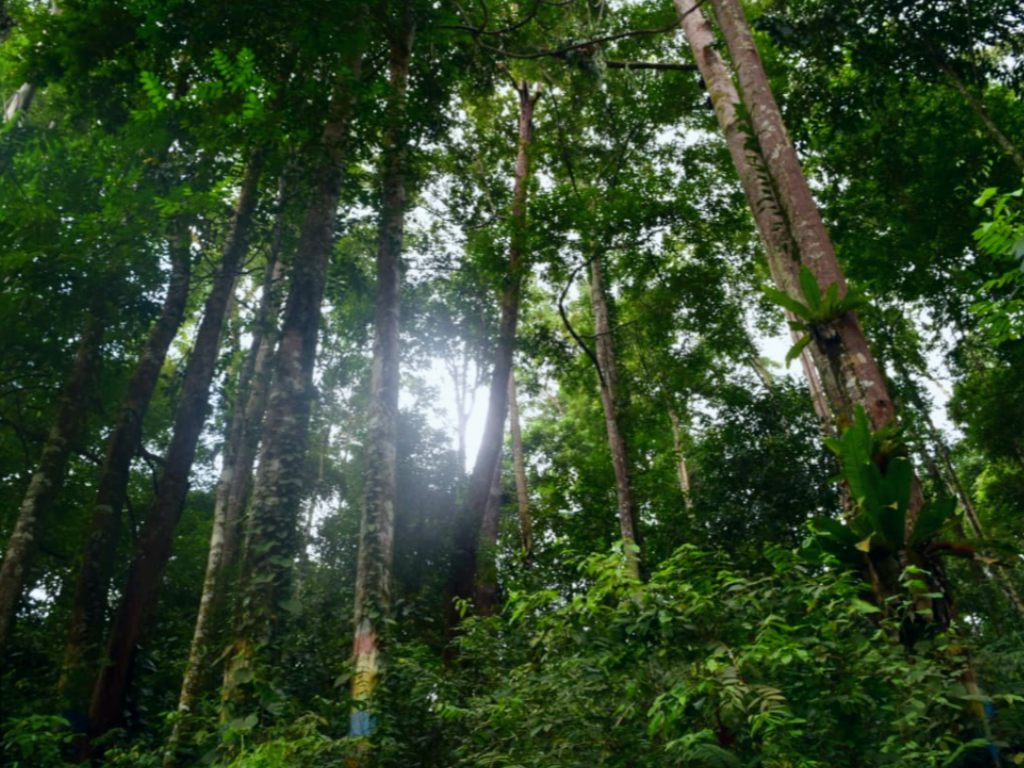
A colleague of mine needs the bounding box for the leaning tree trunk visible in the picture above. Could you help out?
[163,222,286,767]
[220,62,361,724]
[349,13,413,743]
[86,152,264,743]
[940,61,1024,174]
[588,252,641,577]
[59,219,192,713]
[508,372,532,556]
[680,0,944,632]
[447,81,539,630]
[0,316,103,654]
[709,0,900,437]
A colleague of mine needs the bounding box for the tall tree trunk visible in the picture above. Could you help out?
[588,252,641,577]
[682,0,944,633]
[447,81,539,631]
[221,62,361,722]
[86,152,264,742]
[59,219,192,713]
[0,316,103,653]
[508,372,532,556]
[676,0,839,436]
[349,12,413,742]
[447,345,475,473]
[163,221,286,766]
[708,0,900,437]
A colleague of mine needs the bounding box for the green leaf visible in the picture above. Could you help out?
[852,597,880,614]
[764,286,812,319]
[785,333,812,366]
[799,266,822,311]
[909,496,956,547]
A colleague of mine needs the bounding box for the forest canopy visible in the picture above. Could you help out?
[1,0,1024,766]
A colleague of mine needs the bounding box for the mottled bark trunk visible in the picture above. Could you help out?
[508,372,532,556]
[447,82,538,631]
[86,152,263,743]
[163,227,285,766]
[349,16,412,741]
[588,253,640,577]
[0,316,103,653]
[59,220,192,712]
[674,1,806,338]
[686,0,942,631]
[676,0,836,437]
[709,0,898,436]
[221,63,360,722]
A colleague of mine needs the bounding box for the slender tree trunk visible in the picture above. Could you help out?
[349,14,413,742]
[163,226,285,766]
[0,316,103,654]
[221,62,361,722]
[86,152,264,743]
[59,219,192,713]
[674,1,806,332]
[667,408,691,506]
[447,81,539,631]
[940,62,1024,174]
[508,372,532,556]
[588,252,641,577]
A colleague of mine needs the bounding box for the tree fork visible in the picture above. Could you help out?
[447,80,539,634]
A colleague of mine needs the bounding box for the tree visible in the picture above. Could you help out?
[449,79,540,625]
[349,0,414,742]
[87,151,264,743]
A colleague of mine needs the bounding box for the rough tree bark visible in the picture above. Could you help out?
[448,81,539,628]
[86,152,264,742]
[163,213,286,766]
[588,252,641,577]
[349,10,413,742]
[220,60,361,722]
[0,316,104,654]
[508,372,532,556]
[59,219,193,712]
[679,0,945,631]
[709,0,900,436]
